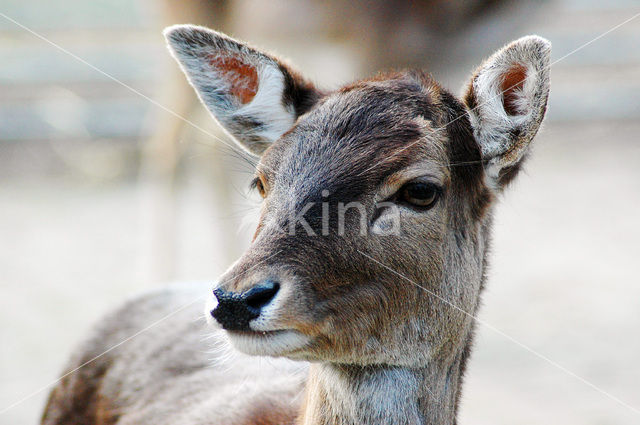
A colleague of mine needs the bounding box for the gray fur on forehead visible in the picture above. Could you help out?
[256,71,488,216]
[263,72,442,175]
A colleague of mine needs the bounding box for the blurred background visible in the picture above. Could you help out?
[1,0,639,424]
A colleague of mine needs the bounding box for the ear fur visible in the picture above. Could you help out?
[463,35,551,186]
[164,25,320,156]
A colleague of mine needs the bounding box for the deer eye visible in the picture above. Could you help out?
[251,177,267,198]
[398,181,440,209]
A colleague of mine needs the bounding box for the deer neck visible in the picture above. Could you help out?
[298,356,466,425]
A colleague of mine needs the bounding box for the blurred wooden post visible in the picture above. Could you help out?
[137,0,231,284]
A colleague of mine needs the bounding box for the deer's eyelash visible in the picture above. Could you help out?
[249,177,260,191]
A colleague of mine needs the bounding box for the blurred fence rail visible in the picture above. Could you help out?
[0,0,164,179]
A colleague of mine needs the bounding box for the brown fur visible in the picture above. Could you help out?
[208,55,259,104]
[42,29,550,425]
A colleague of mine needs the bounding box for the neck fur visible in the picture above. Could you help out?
[298,354,466,425]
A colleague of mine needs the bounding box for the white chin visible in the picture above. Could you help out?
[226,330,310,356]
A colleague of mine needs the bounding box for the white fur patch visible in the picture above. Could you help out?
[464,35,551,175]
[232,61,296,142]
[471,60,538,158]
[226,330,310,356]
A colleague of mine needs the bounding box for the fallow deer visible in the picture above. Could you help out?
[41,25,550,425]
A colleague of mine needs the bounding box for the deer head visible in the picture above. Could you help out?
[165,26,550,370]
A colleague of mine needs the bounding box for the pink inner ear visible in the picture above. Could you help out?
[208,55,259,104]
[500,63,527,116]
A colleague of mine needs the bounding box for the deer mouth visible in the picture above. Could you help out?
[229,329,287,337]
[226,328,310,356]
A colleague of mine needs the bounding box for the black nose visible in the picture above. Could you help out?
[211,280,280,331]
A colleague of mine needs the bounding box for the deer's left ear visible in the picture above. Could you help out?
[164,25,321,156]
[463,36,551,187]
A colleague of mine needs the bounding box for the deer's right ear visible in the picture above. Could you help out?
[463,36,551,188]
[164,25,320,156]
